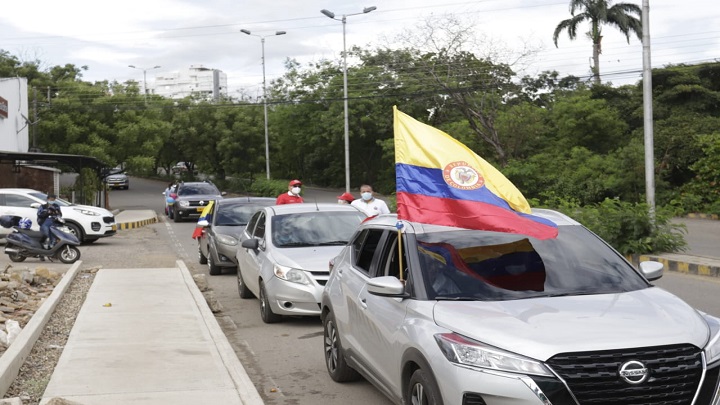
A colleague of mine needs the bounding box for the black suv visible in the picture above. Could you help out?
[171,181,225,223]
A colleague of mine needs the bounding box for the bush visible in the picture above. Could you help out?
[249,179,289,198]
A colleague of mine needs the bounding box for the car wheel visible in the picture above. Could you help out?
[65,222,84,243]
[173,212,182,223]
[237,270,254,299]
[406,368,444,405]
[208,252,221,276]
[259,280,282,323]
[198,245,207,265]
[323,311,360,382]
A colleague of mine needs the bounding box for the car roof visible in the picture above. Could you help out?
[217,197,276,206]
[267,203,363,215]
[0,188,42,194]
[361,208,580,233]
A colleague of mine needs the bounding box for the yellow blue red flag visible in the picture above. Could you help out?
[393,106,558,240]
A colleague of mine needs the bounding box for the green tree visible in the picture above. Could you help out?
[553,0,642,85]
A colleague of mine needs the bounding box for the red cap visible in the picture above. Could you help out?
[337,192,355,203]
[289,179,302,186]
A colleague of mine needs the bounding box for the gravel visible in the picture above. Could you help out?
[3,270,95,404]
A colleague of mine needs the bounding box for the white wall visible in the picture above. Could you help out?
[152,65,228,99]
[0,78,29,152]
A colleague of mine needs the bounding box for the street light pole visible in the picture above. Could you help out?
[241,29,287,180]
[321,6,376,193]
[128,65,161,105]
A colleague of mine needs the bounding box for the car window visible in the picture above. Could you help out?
[416,225,650,301]
[351,229,385,276]
[253,212,267,239]
[271,211,365,248]
[376,232,409,280]
[177,184,220,196]
[29,192,70,206]
[215,203,271,226]
[4,194,36,208]
[246,211,262,236]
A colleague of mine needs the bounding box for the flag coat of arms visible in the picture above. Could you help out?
[393,106,558,240]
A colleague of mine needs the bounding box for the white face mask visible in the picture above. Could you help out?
[291,187,301,195]
[338,200,346,204]
[361,192,373,201]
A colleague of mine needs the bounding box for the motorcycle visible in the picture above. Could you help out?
[1,216,81,264]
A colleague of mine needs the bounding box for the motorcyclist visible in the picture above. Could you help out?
[37,194,62,249]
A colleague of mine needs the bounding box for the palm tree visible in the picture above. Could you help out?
[553,0,642,85]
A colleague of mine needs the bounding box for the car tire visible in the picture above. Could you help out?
[65,222,84,243]
[323,311,360,382]
[259,280,282,323]
[406,368,444,405]
[237,270,254,299]
[198,245,207,265]
[173,212,182,223]
[208,252,221,276]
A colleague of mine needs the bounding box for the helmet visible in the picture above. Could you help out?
[19,217,32,229]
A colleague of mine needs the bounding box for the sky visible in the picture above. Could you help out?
[1,0,718,98]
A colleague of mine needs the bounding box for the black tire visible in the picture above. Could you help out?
[323,311,360,382]
[65,222,84,243]
[198,245,207,265]
[173,212,182,223]
[208,252,221,276]
[259,280,282,323]
[7,249,26,262]
[58,245,81,264]
[237,270,254,299]
[406,369,444,405]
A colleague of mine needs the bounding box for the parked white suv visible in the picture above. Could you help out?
[0,188,117,243]
[321,211,720,404]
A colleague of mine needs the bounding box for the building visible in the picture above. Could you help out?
[0,77,29,153]
[151,65,228,100]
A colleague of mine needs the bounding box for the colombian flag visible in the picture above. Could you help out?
[394,107,558,240]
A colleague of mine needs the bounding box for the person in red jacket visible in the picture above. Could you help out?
[276,179,305,205]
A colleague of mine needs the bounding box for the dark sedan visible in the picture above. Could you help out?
[197,197,276,275]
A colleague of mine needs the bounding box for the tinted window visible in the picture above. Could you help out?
[245,211,262,236]
[351,229,384,275]
[271,211,365,248]
[215,202,273,226]
[4,194,36,208]
[29,192,70,206]
[416,225,649,301]
[177,184,219,196]
[253,212,267,239]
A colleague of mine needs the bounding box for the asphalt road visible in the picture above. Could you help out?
[18,176,717,405]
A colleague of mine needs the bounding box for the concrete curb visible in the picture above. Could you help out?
[176,260,264,404]
[117,216,157,230]
[627,254,720,278]
[0,261,82,397]
[686,213,719,220]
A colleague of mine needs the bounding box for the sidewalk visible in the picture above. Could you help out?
[40,261,263,405]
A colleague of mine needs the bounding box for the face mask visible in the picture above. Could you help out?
[291,187,301,195]
[338,200,346,204]
[361,192,372,201]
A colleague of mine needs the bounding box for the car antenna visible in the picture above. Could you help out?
[314,198,320,211]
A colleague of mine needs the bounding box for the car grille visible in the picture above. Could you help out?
[547,344,703,405]
[102,216,115,224]
[188,200,213,208]
[309,271,329,286]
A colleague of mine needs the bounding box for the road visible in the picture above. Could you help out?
[92,177,720,404]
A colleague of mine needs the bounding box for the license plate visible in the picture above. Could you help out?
[196,207,204,212]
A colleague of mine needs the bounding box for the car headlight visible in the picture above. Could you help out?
[273,264,311,285]
[73,208,100,216]
[435,333,553,377]
[179,200,190,207]
[216,234,237,246]
[702,313,720,365]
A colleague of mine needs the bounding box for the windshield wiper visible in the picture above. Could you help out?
[278,242,316,247]
[316,241,348,246]
[435,296,481,301]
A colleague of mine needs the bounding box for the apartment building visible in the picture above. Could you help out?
[152,65,228,100]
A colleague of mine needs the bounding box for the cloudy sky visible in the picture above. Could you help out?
[1,0,718,97]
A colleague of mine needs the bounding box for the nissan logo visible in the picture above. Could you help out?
[199,201,205,205]
[619,360,649,384]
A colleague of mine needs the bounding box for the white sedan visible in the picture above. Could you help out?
[0,188,117,243]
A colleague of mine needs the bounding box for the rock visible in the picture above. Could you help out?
[0,307,15,314]
[202,290,223,313]
[44,398,85,405]
[35,267,51,279]
[33,276,49,286]
[0,397,24,405]
[21,271,34,285]
[7,281,20,291]
[11,291,28,302]
[193,274,209,292]
[0,282,8,292]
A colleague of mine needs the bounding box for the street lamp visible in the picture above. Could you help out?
[128,65,161,105]
[321,6,376,193]
[241,29,287,180]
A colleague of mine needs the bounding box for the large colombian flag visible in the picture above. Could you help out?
[394,106,558,240]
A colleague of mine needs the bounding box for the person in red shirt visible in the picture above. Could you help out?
[276,179,305,205]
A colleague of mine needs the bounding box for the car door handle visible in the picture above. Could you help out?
[359,298,368,309]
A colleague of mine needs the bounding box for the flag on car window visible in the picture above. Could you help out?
[393,106,558,240]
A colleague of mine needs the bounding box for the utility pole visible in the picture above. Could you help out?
[32,88,38,150]
[642,0,655,216]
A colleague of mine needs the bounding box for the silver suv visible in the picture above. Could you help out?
[321,210,720,405]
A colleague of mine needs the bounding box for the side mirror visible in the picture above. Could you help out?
[241,238,259,250]
[197,220,209,227]
[30,203,40,209]
[640,260,664,281]
[367,276,407,297]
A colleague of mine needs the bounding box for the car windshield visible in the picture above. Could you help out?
[416,225,650,301]
[29,192,71,206]
[177,184,219,196]
[272,211,365,247]
[215,202,273,226]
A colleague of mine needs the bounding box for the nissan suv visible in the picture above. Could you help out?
[171,181,225,222]
[321,210,720,405]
